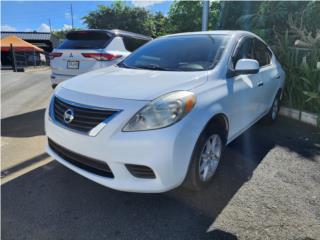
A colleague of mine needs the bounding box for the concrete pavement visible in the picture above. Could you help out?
[1,70,53,180]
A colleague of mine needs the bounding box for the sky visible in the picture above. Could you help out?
[1,0,173,32]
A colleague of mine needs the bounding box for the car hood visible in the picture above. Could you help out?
[60,66,208,100]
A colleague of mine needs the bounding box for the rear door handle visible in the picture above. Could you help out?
[275,75,280,79]
[257,81,264,87]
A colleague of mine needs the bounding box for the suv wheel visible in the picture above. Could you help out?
[184,126,224,191]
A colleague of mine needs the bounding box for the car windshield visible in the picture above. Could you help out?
[119,34,229,71]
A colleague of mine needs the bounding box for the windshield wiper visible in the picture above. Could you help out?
[118,62,137,69]
[134,63,170,71]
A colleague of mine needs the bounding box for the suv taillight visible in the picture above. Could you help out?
[81,53,122,61]
[49,52,63,60]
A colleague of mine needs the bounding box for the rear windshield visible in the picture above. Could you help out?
[58,31,111,49]
[120,34,229,71]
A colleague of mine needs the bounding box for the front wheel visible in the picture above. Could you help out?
[183,126,224,191]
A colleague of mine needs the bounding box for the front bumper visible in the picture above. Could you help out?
[45,88,199,193]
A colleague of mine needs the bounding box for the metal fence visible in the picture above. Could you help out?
[1,44,50,71]
[287,47,320,68]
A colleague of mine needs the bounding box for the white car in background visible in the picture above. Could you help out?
[45,31,285,193]
[50,29,152,88]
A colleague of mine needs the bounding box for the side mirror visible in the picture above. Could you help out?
[235,59,259,75]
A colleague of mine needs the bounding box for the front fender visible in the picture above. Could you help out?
[171,99,229,185]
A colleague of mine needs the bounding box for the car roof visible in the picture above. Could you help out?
[164,30,257,38]
[69,29,152,40]
[163,30,268,46]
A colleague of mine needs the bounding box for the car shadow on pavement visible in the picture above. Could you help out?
[1,109,45,138]
[2,124,274,240]
[1,159,240,240]
[262,117,320,161]
[1,117,318,240]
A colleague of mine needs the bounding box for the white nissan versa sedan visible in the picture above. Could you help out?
[45,31,285,193]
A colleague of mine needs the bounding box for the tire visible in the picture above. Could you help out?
[262,91,281,124]
[183,125,225,191]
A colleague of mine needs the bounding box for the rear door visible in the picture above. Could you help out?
[51,31,114,76]
[254,39,278,112]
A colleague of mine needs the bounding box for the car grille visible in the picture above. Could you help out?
[48,138,114,178]
[125,164,156,179]
[53,96,118,133]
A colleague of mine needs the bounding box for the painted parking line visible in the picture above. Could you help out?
[1,154,53,185]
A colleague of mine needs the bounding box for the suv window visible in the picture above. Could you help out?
[233,37,255,67]
[254,39,272,67]
[58,31,111,49]
[122,37,150,52]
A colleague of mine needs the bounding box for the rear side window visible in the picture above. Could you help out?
[254,39,272,67]
[58,31,111,49]
[122,37,150,52]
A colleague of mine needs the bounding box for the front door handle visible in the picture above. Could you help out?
[257,81,264,87]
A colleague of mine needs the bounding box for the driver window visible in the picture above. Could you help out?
[233,38,254,68]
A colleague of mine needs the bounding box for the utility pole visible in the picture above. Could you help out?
[48,19,52,33]
[70,4,74,29]
[202,0,209,31]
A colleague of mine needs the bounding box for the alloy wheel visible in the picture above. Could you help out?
[199,134,222,182]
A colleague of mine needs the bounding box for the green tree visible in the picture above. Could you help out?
[235,1,315,44]
[52,30,67,39]
[216,1,320,114]
[53,29,74,40]
[83,1,155,37]
[217,1,261,30]
[152,11,168,37]
[167,0,220,33]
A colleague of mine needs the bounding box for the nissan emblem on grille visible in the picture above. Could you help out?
[63,109,74,124]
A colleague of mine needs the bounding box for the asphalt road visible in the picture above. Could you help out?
[1,71,320,240]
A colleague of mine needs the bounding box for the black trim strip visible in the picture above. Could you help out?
[126,164,155,179]
[49,138,114,178]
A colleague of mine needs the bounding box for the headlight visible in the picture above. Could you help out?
[123,91,196,131]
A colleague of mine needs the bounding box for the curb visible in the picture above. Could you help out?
[23,66,51,72]
[279,107,318,127]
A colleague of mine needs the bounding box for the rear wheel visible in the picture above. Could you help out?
[184,125,224,191]
[263,91,281,124]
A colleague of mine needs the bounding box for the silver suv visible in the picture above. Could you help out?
[50,29,152,88]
